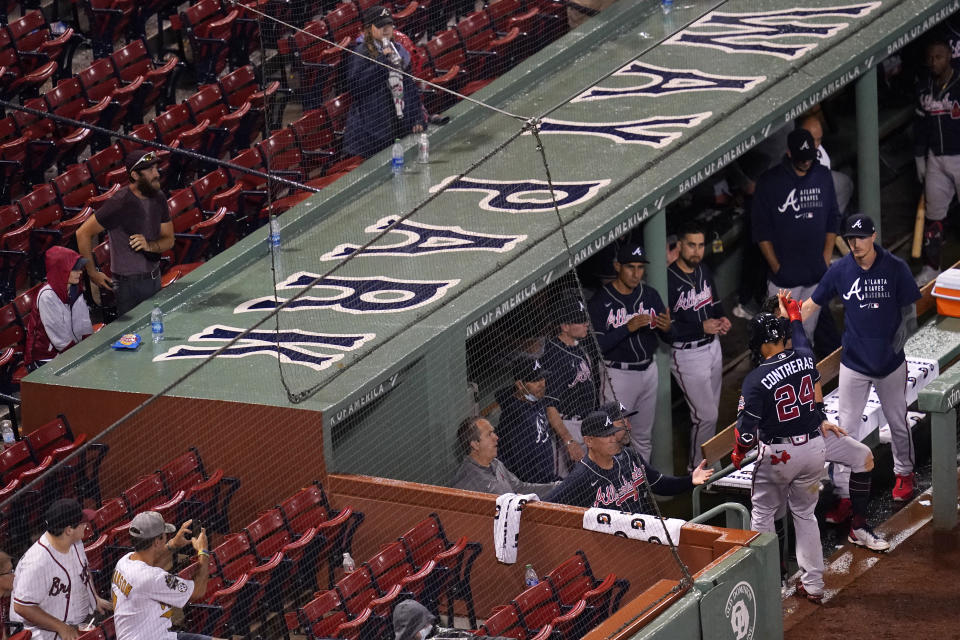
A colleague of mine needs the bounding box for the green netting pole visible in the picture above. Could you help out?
[855,66,882,239]
[646,209,674,473]
[931,409,958,530]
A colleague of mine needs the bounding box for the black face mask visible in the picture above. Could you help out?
[68,284,80,304]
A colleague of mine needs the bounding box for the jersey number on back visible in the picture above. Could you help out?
[774,374,815,422]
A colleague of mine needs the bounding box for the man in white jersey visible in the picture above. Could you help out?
[11,499,111,640]
[112,511,216,640]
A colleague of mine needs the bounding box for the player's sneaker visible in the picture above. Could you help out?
[848,524,890,552]
[795,582,823,605]
[915,265,939,287]
[824,497,852,524]
[892,473,915,502]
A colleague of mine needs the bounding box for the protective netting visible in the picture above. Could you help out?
[1,0,943,637]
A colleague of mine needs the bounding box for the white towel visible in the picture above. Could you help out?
[582,508,684,546]
[494,493,540,563]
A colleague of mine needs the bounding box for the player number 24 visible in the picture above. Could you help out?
[774,374,815,422]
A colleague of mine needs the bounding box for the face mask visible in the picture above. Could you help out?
[520,383,537,403]
[418,626,432,640]
[67,283,80,304]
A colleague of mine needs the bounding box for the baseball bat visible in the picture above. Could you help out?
[911,193,926,259]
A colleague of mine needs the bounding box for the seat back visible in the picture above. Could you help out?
[323,2,360,41]
[544,551,594,607]
[87,497,129,540]
[511,581,563,632]
[278,482,334,534]
[243,507,294,560]
[289,589,348,639]
[479,604,525,639]
[121,473,169,513]
[399,514,447,568]
[0,439,36,482]
[25,414,74,458]
[158,447,207,493]
[53,165,99,212]
[365,541,416,594]
[334,565,378,615]
[212,532,259,581]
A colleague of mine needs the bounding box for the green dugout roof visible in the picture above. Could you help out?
[27,0,959,418]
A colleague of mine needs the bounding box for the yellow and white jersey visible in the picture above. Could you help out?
[112,553,194,640]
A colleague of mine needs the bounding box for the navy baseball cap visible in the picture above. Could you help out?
[787,129,817,163]
[44,499,95,532]
[843,214,876,238]
[556,291,588,324]
[616,243,649,264]
[599,400,638,422]
[580,411,624,438]
[512,357,549,382]
[363,5,393,27]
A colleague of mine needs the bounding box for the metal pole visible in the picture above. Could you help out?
[646,209,674,473]
[931,408,958,531]
[856,67,882,238]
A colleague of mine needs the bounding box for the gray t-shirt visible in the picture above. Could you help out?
[95,186,169,276]
[450,457,558,497]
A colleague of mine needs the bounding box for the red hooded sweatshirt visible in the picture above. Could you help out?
[25,246,93,367]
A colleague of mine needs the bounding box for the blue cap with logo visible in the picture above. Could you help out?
[616,243,649,264]
[842,214,876,238]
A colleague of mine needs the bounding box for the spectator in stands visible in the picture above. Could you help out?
[344,7,427,159]
[1,550,13,640]
[451,416,559,497]
[541,290,598,473]
[493,357,561,483]
[11,500,110,640]
[914,37,960,285]
[24,247,93,371]
[752,128,840,342]
[546,408,712,513]
[76,151,174,316]
[393,600,435,640]
[112,512,211,640]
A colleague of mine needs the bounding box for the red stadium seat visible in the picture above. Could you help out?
[85,496,128,541]
[3,11,77,80]
[110,40,180,118]
[323,1,361,41]
[545,551,628,629]
[399,513,482,627]
[278,20,347,110]
[157,447,240,533]
[72,0,135,59]
[365,541,435,604]
[0,217,34,301]
[284,589,350,640]
[484,0,539,60]
[121,473,170,513]
[478,603,525,639]
[24,413,85,460]
[182,572,252,638]
[83,144,127,191]
[171,0,237,84]
[456,10,519,78]
[53,165,100,214]
[215,66,282,149]
[511,580,586,639]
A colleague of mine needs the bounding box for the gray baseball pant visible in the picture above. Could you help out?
[767,281,820,342]
[923,152,960,221]
[823,433,872,499]
[671,339,722,470]
[752,437,827,596]
[603,363,658,462]
[838,362,913,476]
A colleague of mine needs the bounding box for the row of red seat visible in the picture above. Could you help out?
[0,415,109,552]
[81,447,242,594]
[174,480,364,637]
[0,10,77,101]
[286,513,483,640]
[477,551,630,640]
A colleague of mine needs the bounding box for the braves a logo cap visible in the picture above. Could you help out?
[616,243,650,265]
[580,410,624,438]
[512,356,550,382]
[44,499,95,532]
[787,129,817,163]
[557,290,589,324]
[843,213,875,238]
[363,5,394,27]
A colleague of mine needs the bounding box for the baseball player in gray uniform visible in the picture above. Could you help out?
[668,223,731,470]
[112,511,216,640]
[733,313,829,603]
[10,499,111,640]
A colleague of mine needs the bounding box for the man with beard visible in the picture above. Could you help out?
[77,151,174,316]
[668,222,730,471]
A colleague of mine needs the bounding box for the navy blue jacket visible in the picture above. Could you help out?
[343,40,427,158]
[667,262,723,344]
[495,387,558,484]
[737,347,821,441]
[752,157,840,287]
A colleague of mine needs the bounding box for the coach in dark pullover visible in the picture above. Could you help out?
[450,417,559,497]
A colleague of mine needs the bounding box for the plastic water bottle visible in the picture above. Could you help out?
[661,0,673,13]
[391,139,404,174]
[417,133,429,164]
[1,420,14,448]
[269,216,281,249]
[524,564,538,587]
[151,304,164,343]
[342,552,356,574]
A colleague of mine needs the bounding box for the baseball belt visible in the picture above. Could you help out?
[672,336,714,350]
[604,359,652,372]
[766,431,821,446]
